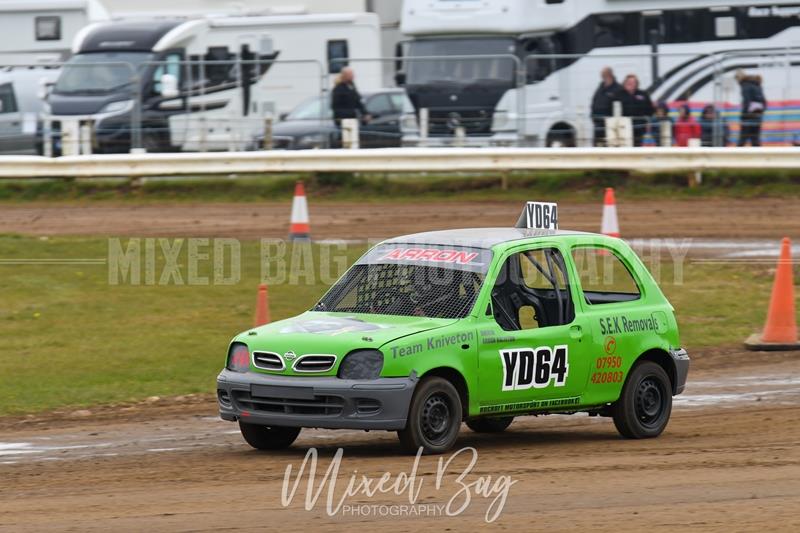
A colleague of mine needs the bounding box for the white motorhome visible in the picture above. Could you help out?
[0,0,109,65]
[400,0,800,146]
[46,12,382,152]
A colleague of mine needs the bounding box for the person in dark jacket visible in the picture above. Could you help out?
[331,67,369,124]
[590,67,622,146]
[620,74,654,147]
[735,70,767,146]
[699,104,730,147]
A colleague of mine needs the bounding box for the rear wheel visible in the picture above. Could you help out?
[466,417,514,433]
[238,421,301,450]
[612,361,672,439]
[398,377,462,455]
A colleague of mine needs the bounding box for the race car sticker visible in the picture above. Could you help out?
[379,247,480,265]
[500,345,569,391]
[480,396,579,414]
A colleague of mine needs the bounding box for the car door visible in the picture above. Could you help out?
[476,244,592,411]
[568,241,662,404]
[361,93,401,148]
[0,83,26,154]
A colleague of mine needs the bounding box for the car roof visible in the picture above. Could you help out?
[382,227,597,250]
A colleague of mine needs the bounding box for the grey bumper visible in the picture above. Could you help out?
[216,369,418,430]
[669,348,690,395]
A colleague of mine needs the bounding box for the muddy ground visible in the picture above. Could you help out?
[1,197,799,531]
[0,197,798,239]
[1,348,798,532]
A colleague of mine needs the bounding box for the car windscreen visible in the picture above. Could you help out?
[54,52,154,95]
[313,244,492,319]
[406,38,516,86]
[285,94,333,120]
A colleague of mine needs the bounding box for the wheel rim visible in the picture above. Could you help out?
[420,393,452,445]
[635,377,666,428]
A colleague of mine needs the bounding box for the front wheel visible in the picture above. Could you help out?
[612,361,672,439]
[398,377,462,455]
[239,421,301,450]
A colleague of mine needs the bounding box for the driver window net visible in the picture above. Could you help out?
[316,263,484,319]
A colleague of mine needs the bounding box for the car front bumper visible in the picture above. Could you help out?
[216,369,418,430]
[669,348,690,395]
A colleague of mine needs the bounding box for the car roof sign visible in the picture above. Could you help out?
[515,202,559,231]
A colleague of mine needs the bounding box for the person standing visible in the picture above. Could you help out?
[590,67,622,146]
[620,74,654,147]
[735,70,766,146]
[331,66,369,126]
[699,104,729,147]
[673,104,701,147]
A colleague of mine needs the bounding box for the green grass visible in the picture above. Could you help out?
[0,169,799,204]
[0,235,796,415]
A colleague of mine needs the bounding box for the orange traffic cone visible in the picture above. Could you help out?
[254,284,271,327]
[601,187,620,238]
[745,237,800,351]
[289,180,310,241]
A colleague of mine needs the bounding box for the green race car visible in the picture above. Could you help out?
[217,203,689,454]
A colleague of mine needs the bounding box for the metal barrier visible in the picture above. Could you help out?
[1,147,798,179]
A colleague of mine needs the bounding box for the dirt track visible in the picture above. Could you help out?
[1,349,799,532]
[0,197,798,239]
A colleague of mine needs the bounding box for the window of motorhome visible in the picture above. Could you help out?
[0,84,18,113]
[152,53,182,95]
[327,40,349,74]
[202,47,238,88]
[35,16,61,41]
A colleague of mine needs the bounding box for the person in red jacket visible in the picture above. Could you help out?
[673,104,701,147]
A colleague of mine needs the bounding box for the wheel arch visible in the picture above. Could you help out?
[635,348,678,395]
[421,366,469,420]
[546,121,577,146]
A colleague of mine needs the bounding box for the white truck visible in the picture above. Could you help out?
[399,0,800,147]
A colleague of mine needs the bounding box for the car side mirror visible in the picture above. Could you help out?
[279,112,288,121]
[159,73,179,99]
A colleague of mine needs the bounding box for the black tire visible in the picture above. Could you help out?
[612,361,673,439]
[238,421,301,450]
[398,377,462,455]
[466,417,514,433]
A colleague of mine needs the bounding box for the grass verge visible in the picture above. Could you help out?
[0,169,799,203]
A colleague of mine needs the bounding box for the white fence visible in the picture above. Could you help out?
[0,147,798,179]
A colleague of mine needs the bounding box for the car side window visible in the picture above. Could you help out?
[0,83,17,114]
[490,247,574,331]
[571,246,641,305]
[365,94,394,117]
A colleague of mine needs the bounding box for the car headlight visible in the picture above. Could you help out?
[337,349,384,380]
[99,99,134,115]
[226,342,250,373]
[491,109,517,132]
[401,112,419,133]
[297,133,327,147]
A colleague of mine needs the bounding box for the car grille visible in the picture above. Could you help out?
[252,351,284,371]
[293,354,336,373]
[232,391,344,416]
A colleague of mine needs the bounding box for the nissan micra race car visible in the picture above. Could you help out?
[217,202,689,454]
